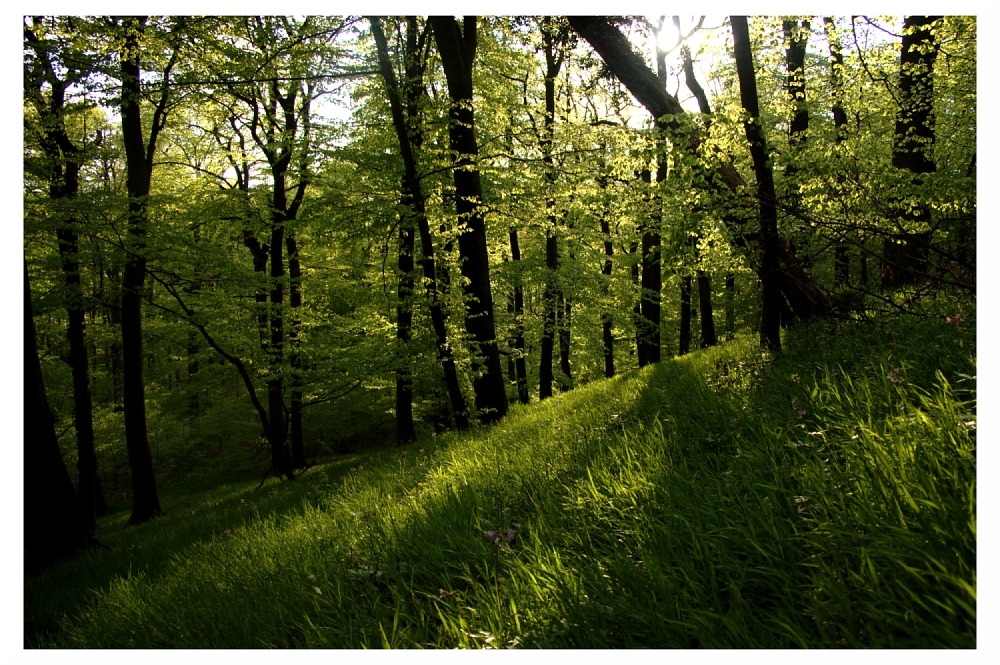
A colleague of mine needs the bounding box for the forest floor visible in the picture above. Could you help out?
[25,293,976,648]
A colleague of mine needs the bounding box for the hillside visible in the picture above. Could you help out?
[26,305,976,648]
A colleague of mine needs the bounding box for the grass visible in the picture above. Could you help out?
[25,299,976,648]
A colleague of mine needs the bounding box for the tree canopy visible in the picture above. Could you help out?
[23,15,975,567]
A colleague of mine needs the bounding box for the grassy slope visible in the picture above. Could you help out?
[25,305,976,648]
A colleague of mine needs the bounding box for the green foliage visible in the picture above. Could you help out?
[24,14,976,648]
[27,294,975,648]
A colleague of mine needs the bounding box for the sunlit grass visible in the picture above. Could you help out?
[26,300,976,648]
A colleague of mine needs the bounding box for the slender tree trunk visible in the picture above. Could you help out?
[679,274,692,355]
[107,260,124,411]
[25,259,92,574]
[371,16,470,429]
[697,271,717,347]
[539,19,562,400]
[394,189,417,443]
[725,273,736,338]
[508,226,530,403]
[430,16,507,424]
[557,291,572,386]
[630,235,642,362]
[598,168,615,378]
[119,17,161,523]
[638,157,662,366]
[827,18,852,289]
[732,15,783,351]
[681,45,718,351]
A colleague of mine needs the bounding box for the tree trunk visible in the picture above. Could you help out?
[883,15,941,288]
[287,232,307,459]
[783,18,810,182]
[680,45,718,351]
[558,291,572,387]
[119,17,161,523]
[25,259,92,574]
[697,271,717,348]
[679,274,692,355]
[430,16,507,424]
[267,221,292,478]
[630,235,642,363]
[725,273,736,339]
[732,15,783,351]
[508,226,530,403]
[638,160,662,366]
[371,16,471,429]
[826,17,852,288]
[394,188,417,443]
[24,23,106,528]
[538,19,562,400]
[598,168,615,378]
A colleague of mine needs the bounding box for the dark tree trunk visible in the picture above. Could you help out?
[107,261,123,412]
[558,291,572,387]
[538,18,562,400]
[732,15,783,351]
[638,161,662,366]
[119,17,162,523]
[725,273,736,338]
[267,221,292,478]
[783,18,810,180]
[232,36,314,478]
[630,236,642,364]
[24,23,106,528]
[430,16,508,424]
[540,230,558,399]
[25,260,92,574]
[286,232,307,459]
[371,16,470,428]
[697,271,717,348]
[681,45,718,351]
[679,275,692,355]
[598,169,615,378]
[394,195,417,443]
[56,201,102,530]
[826,18,852,288]
[508,226,530,403]
[883,15,941,288]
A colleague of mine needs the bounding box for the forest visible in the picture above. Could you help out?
[24,15,976,648]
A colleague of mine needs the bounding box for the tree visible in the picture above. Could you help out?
[731,15,783,350]
[568,16,830,329]
[823,17,852,287]
[117,15,176,523]
[883,16,942,287]
[24,17,106,528]
[430,16,508,424]
[24,258,92,574]
[538,16,569,398]
[679,43,719,351]
[783,18,811,184]
[369,15,471,435]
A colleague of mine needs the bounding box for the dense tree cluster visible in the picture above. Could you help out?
[24,16,975,570]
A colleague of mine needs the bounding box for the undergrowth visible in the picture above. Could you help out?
[25,300,976,648]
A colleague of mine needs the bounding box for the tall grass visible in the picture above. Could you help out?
[26,303,976,648]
